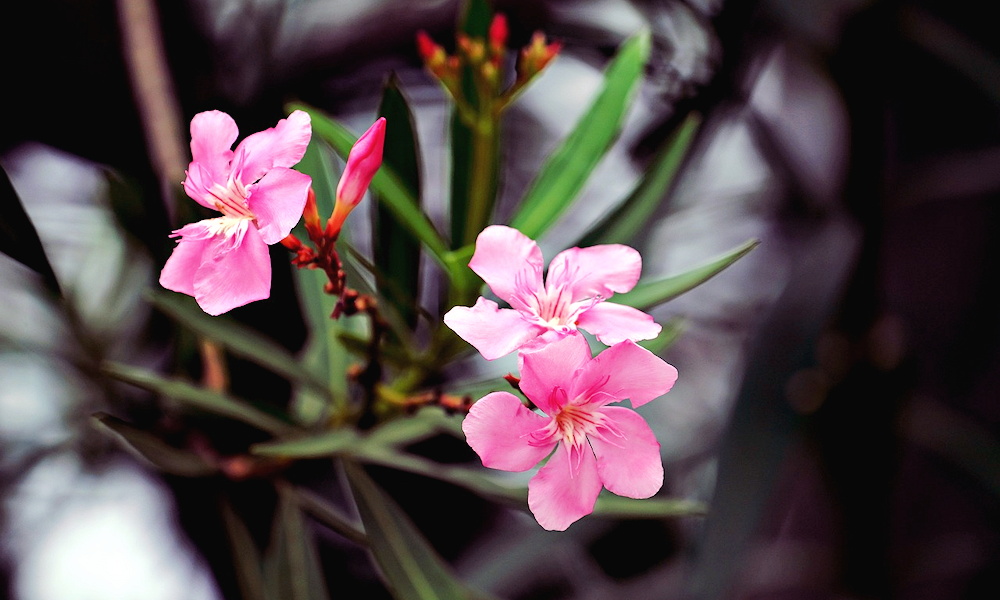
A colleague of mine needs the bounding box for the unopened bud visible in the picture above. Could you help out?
[488,14,508,55]
[519,32,561,79]
[302,187,323,242]
[327,117,386,237]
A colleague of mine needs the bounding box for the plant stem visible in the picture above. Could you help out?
[461,118,499,247]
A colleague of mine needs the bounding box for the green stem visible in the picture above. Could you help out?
[461,118,499,247]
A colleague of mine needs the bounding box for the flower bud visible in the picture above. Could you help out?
[328,117,386,236]
[518,31,562,80]
[488,14,508,55]
[302,187,323,243]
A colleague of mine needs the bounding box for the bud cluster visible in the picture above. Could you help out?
[416,13,561,122]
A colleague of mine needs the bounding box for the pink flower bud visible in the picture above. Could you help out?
[488,14,508,54]
[327,117,386,237]
[336,117,386,208]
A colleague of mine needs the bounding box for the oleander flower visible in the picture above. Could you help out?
[443,225,661,359]
[160,110,312,315]
[462,334,677,530]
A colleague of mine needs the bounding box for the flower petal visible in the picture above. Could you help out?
[527,443,602,531]
[192,225,271,315]
[518,334,592,415]
[232,110,312,186]
[246,167,312,244]
[546,244,642,300]
[159,226,214,296]
[183,161,224,210]
[189,110,238,184]
[575,301,661,345]
[443,298,545,360]
[468,225,544,305]
[463,392,553,472]
[572,340,677,408]
[589,406,663,499]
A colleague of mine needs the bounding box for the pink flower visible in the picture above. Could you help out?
[160,110,312,315]
[463,334,678,530]
[443,225,661,360]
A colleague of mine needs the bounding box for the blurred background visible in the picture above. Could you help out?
[1,0,999,599]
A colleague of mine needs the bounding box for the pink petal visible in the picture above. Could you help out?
[232,110,312,186]
[463,392,553,471]
[182,161,224,210]
[443,298,545,360]
[468,225,544,305]
[189,110,238,184]
[575,301,661,345]
[518,334,592,415]
[246,167,312,244]
[192,225,272,315]
[527,443,602,531]
[589,406,663,499]
[336,117,385,207]
[546,244,642,300]
[572,340,677,408]
[159,229,214,296]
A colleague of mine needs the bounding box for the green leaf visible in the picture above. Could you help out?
[264,483,331,600]
[149,290,333,403]
[102,361,295,435]
[350,445,704,521]
[290,138,363,424]
[92,412,216,477]
[592,494,707,519]
[288,103,455,279]
[459,0,492,37]
[252,428,361,458]
[615,239,760,310]
[290,486,368,546]
[219,497,268,600]
[576,112,701,247]
[507,30,651,239]
[375,75,423,329]
[0,165,61,296]
[363,407,465,448]
[344,461,492,600]
[638,316,686,354]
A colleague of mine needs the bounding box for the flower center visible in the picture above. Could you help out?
[207,180,255,221]
[553,402,604,449]
[518,281,597,331]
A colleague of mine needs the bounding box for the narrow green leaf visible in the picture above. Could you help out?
[615,239,760,310]
[459,0,492,37]
[507,30,651,239]
[102,361,295,435]
[264,483,331,600]
[0,165,61,296]
[375,75,423,329]
[252,428,361,458]
[291,486,368,546]
[592,494,707,518]
[92,412,216,477]
[344,461,490,600]
[576,112,701,247]
[290,138,363,423]
[351,445,704,520]
[363,407,465,448]
[288,103,455,277]
[149,290,332,402]
[219,497,268,600]
[638,316,686,354]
